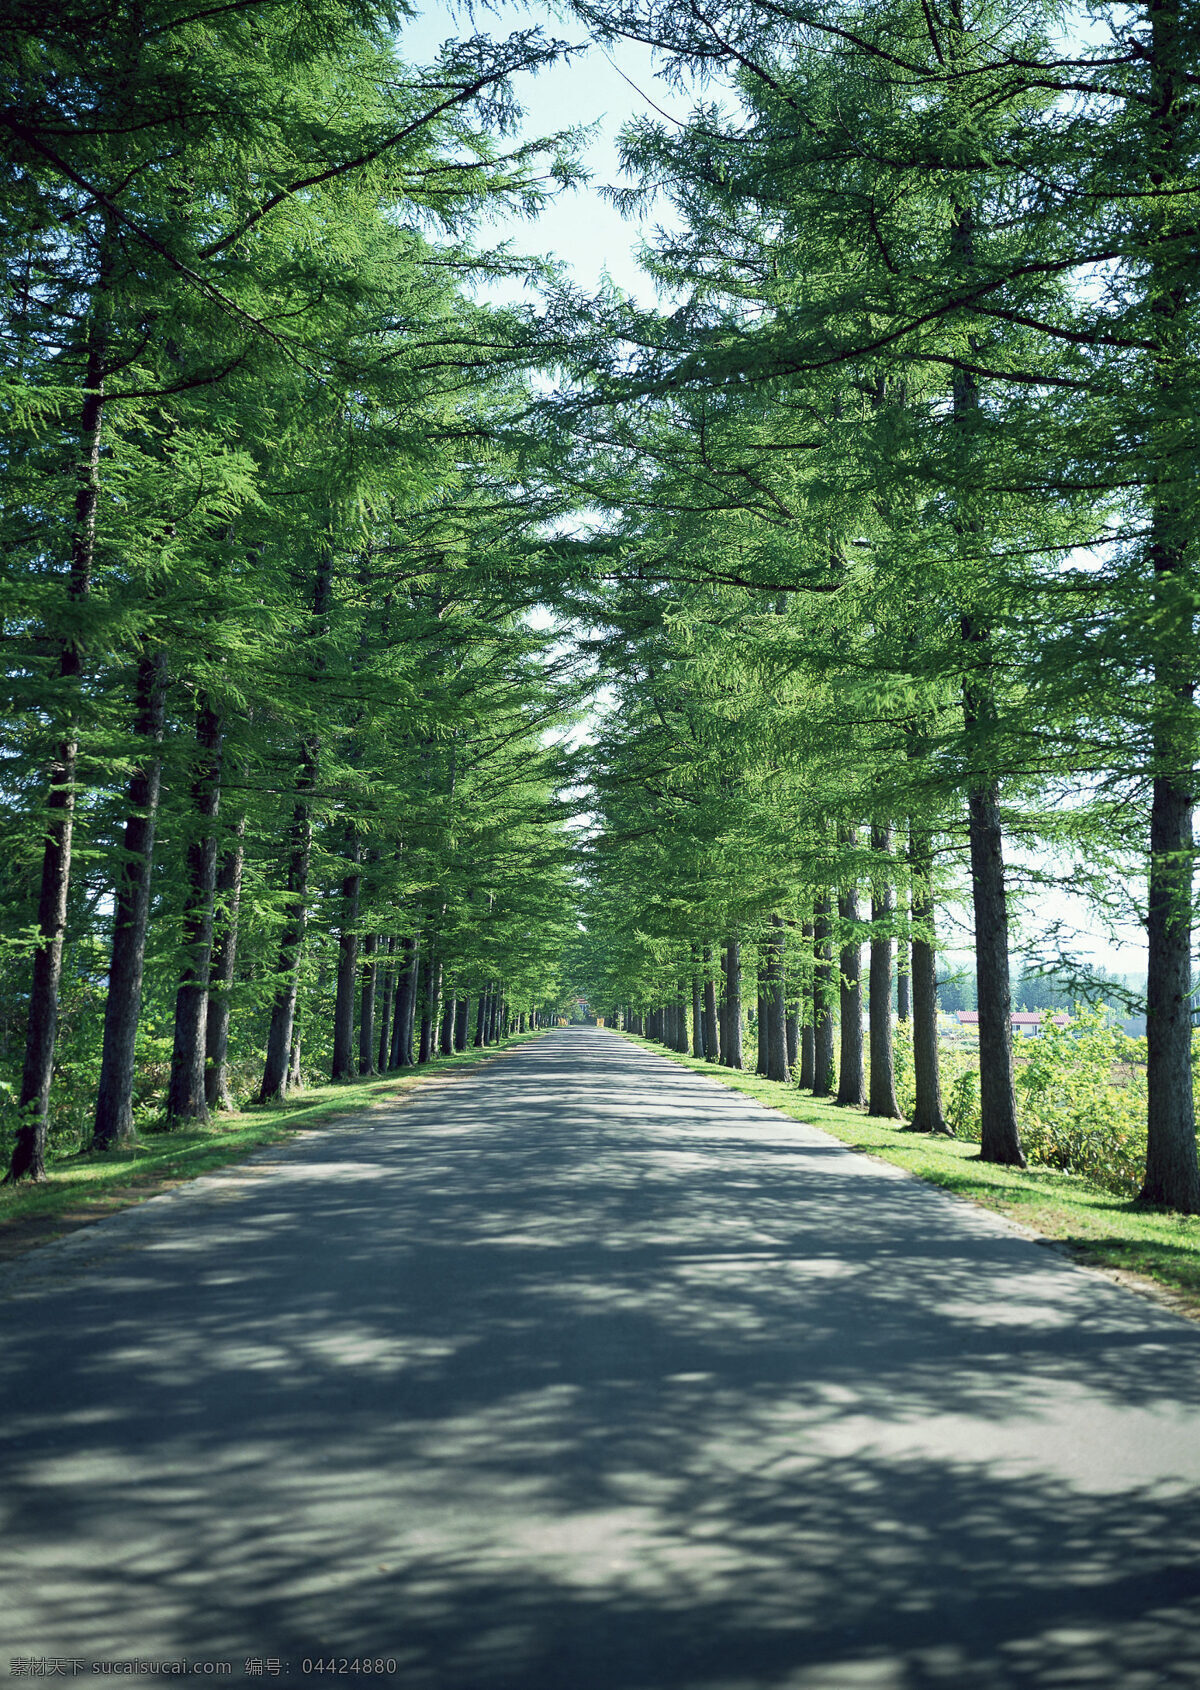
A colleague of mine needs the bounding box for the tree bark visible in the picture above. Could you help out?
[967,778,1025,1164]
[799,920,815,1089]
[258,775,314,1103]
[756,963,769,1075]
[204,814,245,1113]
[837,839,864,1106]
[1139,0,1200,1211]
[92,649,169,1149]
[812,897,835,1097]
[358,932,378,1076]
[869,823,902,1118]
[418,942,439,1063]
[1143,773,1198,1206]
[454,995,470,1051]
[393,935,419,1067]
[766,914,788,1082]
[950,180,1025,1167]
[330,833,361,1081]
[260,546,333,1103]
[166,695,223,1122]
[896,883,911,1025]
[375,936,397,1071]
[9,313,108,1182]
[722,937,743,1069]
[703,947,719,1061]
[908,825,947,1134]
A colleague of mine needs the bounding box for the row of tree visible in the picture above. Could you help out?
[1,2,581,1179]
[557,0,1200,1210]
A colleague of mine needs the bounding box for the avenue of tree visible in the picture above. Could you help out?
[2,0,1198,1214]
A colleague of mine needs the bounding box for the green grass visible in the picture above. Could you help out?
[620,1033,1200,1317]
[0,1034,543,1244]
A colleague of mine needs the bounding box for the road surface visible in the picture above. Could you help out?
[3,1027,1200,1688]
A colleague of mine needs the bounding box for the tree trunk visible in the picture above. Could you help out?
[330,833,361,1081]
[260,547,332,1103]
[722,937,742,1069]
[800,1024,815,1090]
[949,180,1025,1166]
[439,995,455,1056]
[896,890,911,1024]
[786,1010,799,1071]
[766,914,788,1082]
[418,943,438,1063]
[258,778,314,1103]
[1139,0,1199,1211]
[812,897,835,1097]
[9,319,107,1182]
[703,947,719,1061]
[908,825,947,1134]
[1143,773,1199,1206]
[756,964,769,1075]
[868,823,901,1118]
[375,936,397,1071]
[837,841,864,1106]
[967,779,1025,1164]
[393,935,419,1067]
[204,814,245,1113]
[358,932,378,1075]
[92,650,169,1149]
[474,983,489,1047]
[167,696,223,1122]
[799,920,815,1089]
[455,995,470,1051]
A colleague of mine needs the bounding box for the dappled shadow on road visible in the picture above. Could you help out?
[4,1028,1200,1687]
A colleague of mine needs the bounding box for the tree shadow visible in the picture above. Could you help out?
[3,1028,1200,1686]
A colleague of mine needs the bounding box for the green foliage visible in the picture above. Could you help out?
[947,1067,980,1141]
[1015,1008,1151,1199]
[892,1032,915,1121]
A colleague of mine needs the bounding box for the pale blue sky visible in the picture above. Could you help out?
[397,4,679,300]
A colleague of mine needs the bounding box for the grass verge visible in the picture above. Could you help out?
[0,1033,544,1260]
[620,1033,1200,1319]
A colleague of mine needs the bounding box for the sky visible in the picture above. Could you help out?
[397,4,679,300]
[396,5,1149,979]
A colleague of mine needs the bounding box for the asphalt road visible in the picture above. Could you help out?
[4,1026,1200,1689]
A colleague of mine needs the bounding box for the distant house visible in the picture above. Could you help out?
[955,1010,1069,1037]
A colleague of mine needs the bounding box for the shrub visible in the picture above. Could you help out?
[1015,1005,1148,1197]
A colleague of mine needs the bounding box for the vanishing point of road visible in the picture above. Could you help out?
[4,1027,1200,1688]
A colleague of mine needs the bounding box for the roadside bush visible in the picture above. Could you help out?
[1015,1005,1147,1197]
[891,1008,1171,1198]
